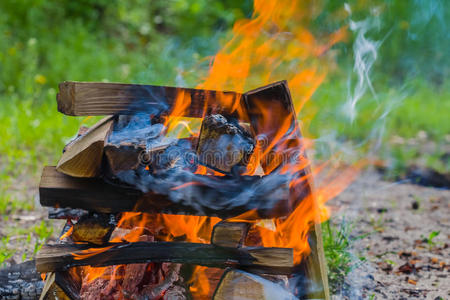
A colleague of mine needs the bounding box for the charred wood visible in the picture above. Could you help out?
[39,166,291,219]
[0,260,43,300]
[71,214,116,245]
[35,242,293,275]
[197,114,254,174]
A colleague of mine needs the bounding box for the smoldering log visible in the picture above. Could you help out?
[71,214,116,245]
[56,81,243,118]
[56,116,114,178]
[35,242,293,275]
[197,114,254,174]
[39,166,292,219]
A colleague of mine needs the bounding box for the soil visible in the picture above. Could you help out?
[329,169,449,300]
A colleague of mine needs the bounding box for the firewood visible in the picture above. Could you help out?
[245,81,329,300]
[39,166,291,219]
[40,271,80,300]
[56,116,114,178]
[47,207,89,220]
[35,242,293,275]
[71,214,116,245]
[211,221,250,248]
[197,114,254,174]
[56,81,242,117]
[213,269,296,300]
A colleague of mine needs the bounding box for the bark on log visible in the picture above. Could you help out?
[56,116,114,178]
[56,81,243,118]
[35,242,293,275]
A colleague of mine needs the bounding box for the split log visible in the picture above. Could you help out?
[197,114,254,174]
[211,221,250,248]
[35,242,293,275]
[40,272,80,300]
[56,116,114,178]
[39,166,291,219]
[213,269,296,300]
[56,81,243,118]
[71,214,116,245]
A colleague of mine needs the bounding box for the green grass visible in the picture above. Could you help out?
[322,220,367,294]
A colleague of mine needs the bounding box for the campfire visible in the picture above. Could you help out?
[37,80,329,299]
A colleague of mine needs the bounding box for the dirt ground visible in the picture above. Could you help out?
[329,170,449,300]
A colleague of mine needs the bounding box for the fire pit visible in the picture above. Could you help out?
[37,80,329,299]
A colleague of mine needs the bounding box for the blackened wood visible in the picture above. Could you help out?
[0,260,43,299]
[245,81,329,299]
[48,208,89,220]
[211,221,250,248]
[39,166,290,219]
[57,81,243,118]
[54,271,80,300]
[197,114,254,174]
[71,214,116,245]
[36,242,293,275]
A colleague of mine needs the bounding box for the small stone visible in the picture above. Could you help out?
[408,278,417,285]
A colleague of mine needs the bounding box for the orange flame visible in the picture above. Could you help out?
[66,1,355,297]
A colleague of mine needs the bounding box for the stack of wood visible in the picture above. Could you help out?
[35,81,329,300]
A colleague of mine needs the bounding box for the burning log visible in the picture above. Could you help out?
[56,81,243,117]
[39,166,291,219]
[197,114,254,174]
[71,214,116,245]
[35,242,293,275]
[40,271,80,300]
[56,116,114,178]
[211,221,250,248]
[213,269,295,300]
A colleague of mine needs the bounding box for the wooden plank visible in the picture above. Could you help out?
[211,221,250,248]
[39,166,291,219]
[245,81,329,299]
[36,242,293,275]
[40,272,73,300]
[57,81,243,117]
[56,116,114,178]
[213,269,296,300]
